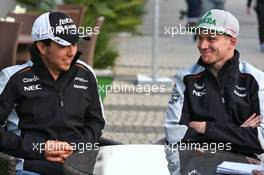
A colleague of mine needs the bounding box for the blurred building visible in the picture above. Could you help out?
[0,0,15,17]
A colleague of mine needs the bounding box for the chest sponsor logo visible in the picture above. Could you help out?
[74,77,88,83]
[233,85,247,98]
[74,84,88,90]
[192,82,206,97]
[193,89,206,97]
[24,84,42,91]
[23,76,39,83]
[194,83,205,90]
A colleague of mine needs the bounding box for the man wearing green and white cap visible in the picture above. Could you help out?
[165,9,264,156]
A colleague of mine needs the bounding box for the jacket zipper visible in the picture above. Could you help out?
[58,90,64,107]
[208,70,225,104]
[56,75,64,108]
[220,89,225,104]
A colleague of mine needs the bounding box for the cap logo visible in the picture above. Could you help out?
[54,38,62,42]
[205,11,212,17]
[56,26,64,34]
[54,17,77,35]
[59,17,73,25]
[199,11,216,26]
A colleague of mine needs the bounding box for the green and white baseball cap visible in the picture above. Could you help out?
[197,9,239,38]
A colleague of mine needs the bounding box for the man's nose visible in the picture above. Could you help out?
[67,45,77,56]
[198,40,209,49]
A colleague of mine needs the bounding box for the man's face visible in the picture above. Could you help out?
[40,41,77,74]
[197,32,236,67]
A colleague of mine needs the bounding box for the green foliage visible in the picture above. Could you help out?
[97,76,113,101]
[93,29,119,69]
[16,0,63,12]
[63,0,145,33]
[15,0,145,69]
[64,0,145,69]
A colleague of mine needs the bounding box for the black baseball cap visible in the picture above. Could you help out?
[31,11,89,46]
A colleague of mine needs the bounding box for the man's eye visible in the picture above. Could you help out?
[209,37,217,41]
[58,45,67,48]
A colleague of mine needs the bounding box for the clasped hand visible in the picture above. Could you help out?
[45,140,73,163]
[189,113,262,134]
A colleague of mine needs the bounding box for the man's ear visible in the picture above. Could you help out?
[229,37,238,50]
[36,42,47,55]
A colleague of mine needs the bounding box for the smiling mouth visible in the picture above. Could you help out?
[65,59,73,64]
[200,50,213,54]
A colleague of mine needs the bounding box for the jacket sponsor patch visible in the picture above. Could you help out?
[74,77,88,83]
[192,89,206,97]
[74,84,88,90]
[233,85,247,97]
[23,76,39,83]
[194,83,205,90]
[192,82,206,97]
[24,84,42,91]
[169,85,180,104]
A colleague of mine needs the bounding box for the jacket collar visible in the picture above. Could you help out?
[197,49,240,80]
[31,51,81,86]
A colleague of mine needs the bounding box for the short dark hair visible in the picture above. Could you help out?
[29,39,52,58]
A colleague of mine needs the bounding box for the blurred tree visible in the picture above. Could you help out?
[16,0,63,12]
[64,0,145,68]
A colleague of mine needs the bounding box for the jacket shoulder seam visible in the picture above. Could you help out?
[10,67,31,79]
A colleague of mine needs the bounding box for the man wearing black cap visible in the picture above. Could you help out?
[0,11,105,175]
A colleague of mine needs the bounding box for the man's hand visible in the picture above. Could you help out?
[245,156,260,164]
[45,140,73,163]
[240,113,262,128]
[252,170,264,175]
[189,121,206,134]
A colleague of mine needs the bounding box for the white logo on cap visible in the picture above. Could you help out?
[59,17,73,25]
[56,26,64,34]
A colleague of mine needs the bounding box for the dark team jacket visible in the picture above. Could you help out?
[165,50,264,155]
[0,52,105,173]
